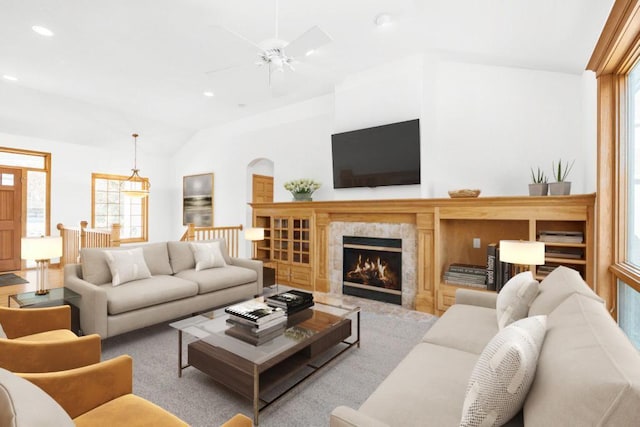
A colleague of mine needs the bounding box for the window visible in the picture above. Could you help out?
[92,173,148,243]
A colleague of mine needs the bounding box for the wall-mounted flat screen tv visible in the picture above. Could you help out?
[331,119,421,189]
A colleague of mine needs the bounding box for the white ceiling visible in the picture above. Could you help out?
[0,0,613,154]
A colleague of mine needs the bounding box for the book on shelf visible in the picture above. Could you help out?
[443,263,486,288]
[225,323,286,345]
[544,247,583,259]
[538,230,584,244]
[224,300,285,325]
[486,243,497,291]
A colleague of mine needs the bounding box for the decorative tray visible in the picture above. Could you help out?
[448,189,481,198]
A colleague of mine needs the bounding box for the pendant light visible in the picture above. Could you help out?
[121,133,150,198]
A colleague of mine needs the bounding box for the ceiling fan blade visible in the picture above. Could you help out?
[285,25,332,58]
[211,24,263,51]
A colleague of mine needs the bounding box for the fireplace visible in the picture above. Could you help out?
[342,236,402,305]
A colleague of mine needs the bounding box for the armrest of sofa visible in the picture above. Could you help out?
[0,306,71,338]
[0,334,101,373]
[19,355,133,419]
[455,288,497,309]
[64,264,109,337]
[330,406,391,427]
[230,257,263,294]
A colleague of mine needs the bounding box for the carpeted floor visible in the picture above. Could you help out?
[102,306,437,427]
[0,273,29,287]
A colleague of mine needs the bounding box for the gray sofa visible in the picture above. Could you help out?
[64,240,262,338]
[331,266,640,426]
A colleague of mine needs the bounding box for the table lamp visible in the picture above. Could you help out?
[499,240,545,274]
[21,236,63,295]
[245,227,265,260]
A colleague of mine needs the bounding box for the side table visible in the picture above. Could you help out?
[8,287,82,335]
[263,264,277,293]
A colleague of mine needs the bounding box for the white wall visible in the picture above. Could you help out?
[431,59,588,196]
[1,132,174,242]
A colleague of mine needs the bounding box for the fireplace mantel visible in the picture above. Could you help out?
[252,194,596,315]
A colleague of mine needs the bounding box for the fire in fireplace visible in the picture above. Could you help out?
[343,236,402,305]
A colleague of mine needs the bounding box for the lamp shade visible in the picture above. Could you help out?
[499,240,545,265]
[245,227,265,242]
[21,236,63,260]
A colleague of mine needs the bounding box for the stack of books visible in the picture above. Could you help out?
[224,300,287,345]
[443,263,487,288]
[538,230,584,243]
[266,290,314,314]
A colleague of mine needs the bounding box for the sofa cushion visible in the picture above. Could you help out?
[461,315,547,427]
[189,241,226,271]
[168,239,232,274]
[139,242,173,276]
[175,265,257,294]
[81,247,115,285]
[496,271,539,329]
[524,295,640,426]
[104,247,152,286]
[359,342,479,427]
[0,367,74,427]
[101,275,199,315]
[81,243,172,285]
[423,304,499,354]
[528,265,603,316]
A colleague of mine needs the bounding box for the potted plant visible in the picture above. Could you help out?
[529,167,548,196]
[549,159,575,195]
[284,178,321,201]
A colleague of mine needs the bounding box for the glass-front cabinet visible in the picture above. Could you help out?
[253,211,313,291]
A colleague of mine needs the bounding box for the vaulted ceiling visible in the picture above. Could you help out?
[0,0,613,154]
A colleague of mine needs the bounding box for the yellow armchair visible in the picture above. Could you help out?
[20,355,188,426]
[0,305,101,373]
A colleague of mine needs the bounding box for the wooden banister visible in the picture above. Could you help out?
[57,221,121,267]
[180,224,244,258]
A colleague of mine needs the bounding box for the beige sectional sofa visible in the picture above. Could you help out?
[64,240,262,338]
[331,266,640,426]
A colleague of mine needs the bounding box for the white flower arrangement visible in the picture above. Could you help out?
[283,178,321,194]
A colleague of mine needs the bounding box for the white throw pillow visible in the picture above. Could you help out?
[189,241,226,271]
[496,271,539,329]
[0,323,6,339]
[460,315,548,427]
[104,247,152,286]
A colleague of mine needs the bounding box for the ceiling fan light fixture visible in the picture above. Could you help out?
[374,13,393,27]
[32,25,54,37]
[121,133,150,198]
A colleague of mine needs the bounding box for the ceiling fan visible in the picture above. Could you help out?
[207,0,332,88]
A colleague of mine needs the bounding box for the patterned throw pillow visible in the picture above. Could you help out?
[496,271,539,329]
[104,247,152,286]
[460,315,548,427]
[189,241,227,271]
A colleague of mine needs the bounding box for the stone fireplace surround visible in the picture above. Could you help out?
[329,221,417,309]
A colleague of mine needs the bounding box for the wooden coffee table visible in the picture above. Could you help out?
[170,295,360,425]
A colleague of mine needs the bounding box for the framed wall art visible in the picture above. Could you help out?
[183,173,214,227]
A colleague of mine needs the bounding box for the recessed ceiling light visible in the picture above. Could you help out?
[238,103,246,108]
[374,13,393,27]
[203,91,215,97]
[305,49,315,56]
[2,75,18,82]
[32,25,54,37]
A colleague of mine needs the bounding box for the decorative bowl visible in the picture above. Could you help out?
[448,189,481,198]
